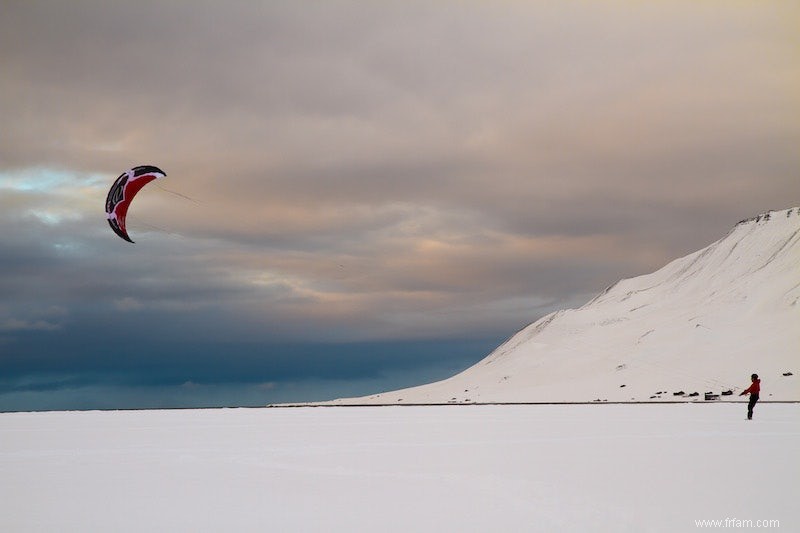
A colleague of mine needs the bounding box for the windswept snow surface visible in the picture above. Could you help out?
[331,208,800,405]
[1,405,798,532]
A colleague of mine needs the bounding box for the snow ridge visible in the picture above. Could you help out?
[328,208,800,405]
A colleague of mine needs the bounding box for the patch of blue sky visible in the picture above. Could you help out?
[26,208,86,226]
[0,167,108,193]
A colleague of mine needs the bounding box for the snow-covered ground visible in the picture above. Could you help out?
[327,208,800,405]
[2,404,797,532]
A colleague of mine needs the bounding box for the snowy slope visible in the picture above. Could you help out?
[331,207,800,404]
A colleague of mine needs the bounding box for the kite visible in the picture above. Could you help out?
[105,165,166,243]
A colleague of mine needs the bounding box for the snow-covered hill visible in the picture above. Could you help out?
[330,207,800,404]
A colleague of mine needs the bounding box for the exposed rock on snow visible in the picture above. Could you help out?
[327,207,800,405]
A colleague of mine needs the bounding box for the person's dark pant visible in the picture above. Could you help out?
[747,394,759,419]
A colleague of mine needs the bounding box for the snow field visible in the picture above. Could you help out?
[1,404,797,532]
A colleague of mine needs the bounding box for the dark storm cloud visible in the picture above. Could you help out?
[1,1,798,409]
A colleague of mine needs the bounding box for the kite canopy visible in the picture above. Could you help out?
[105,165,166,243]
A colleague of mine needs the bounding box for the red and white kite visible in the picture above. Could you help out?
[105,165,166,243]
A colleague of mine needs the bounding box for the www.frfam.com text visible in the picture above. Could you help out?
[695,518,780,529]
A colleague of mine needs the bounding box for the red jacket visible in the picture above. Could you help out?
[741,379,760,395]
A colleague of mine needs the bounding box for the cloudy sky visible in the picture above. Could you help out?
[1,1,798,411]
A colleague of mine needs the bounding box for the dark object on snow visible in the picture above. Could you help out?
[705,393,720,401]
[721,390,734,396]
[688,392,699,397]
[783,372,793,376]
[673,391,685,396]
[620,384,626,388]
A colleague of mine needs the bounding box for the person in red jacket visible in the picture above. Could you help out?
[739,373,760,420]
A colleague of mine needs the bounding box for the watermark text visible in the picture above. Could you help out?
[695,518,780,529]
